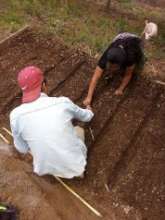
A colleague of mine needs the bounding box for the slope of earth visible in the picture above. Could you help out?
[0,28,165,220]
[0,141,100,220]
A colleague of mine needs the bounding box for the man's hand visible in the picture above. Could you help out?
[83,66,103,107]
[114,65,134,96]
[114,88,123,96]
[83,96,92,107]
[86,105,93,111]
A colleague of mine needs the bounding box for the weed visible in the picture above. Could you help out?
[0,0,164,59]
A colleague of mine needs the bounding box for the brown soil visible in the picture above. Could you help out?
[137,0,165,7]
[0,28,165,220]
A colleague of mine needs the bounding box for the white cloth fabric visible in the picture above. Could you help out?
[143,21,158,40]
[112,32,139,43]
[10,93,94,179]
[74,126,85,142]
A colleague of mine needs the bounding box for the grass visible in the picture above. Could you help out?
[0,0,164,59]
[0,6,24,32]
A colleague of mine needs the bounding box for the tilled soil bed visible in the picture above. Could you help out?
[0,27,165,220]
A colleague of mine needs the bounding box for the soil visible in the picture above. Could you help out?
[137,0,165,7]
[0,27,165,220]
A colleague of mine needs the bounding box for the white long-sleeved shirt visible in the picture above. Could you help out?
[10,93,94,178]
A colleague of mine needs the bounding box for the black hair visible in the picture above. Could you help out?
[107,47,126,67]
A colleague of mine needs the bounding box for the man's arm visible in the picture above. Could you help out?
[83,66,103,106]
[10,117,29,154]
[73,104,94,122]
[115,65,135,95]
[64,98,94,122]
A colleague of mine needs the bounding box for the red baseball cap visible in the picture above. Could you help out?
[18,66,44,103]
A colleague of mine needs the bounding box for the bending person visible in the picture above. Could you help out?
[83,32,144,107]
[10,66,94,179]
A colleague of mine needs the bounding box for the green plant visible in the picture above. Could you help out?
[0,0,164,59]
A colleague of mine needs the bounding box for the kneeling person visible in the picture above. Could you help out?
[10,66,94,179]
[83,32,144,106]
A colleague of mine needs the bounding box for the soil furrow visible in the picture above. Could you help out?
[112,93,165,220]
[48,56,87,96]
[86,75,132,146]
[108,88,163,188]
[51,63,93,100]
[86,79,159,190]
